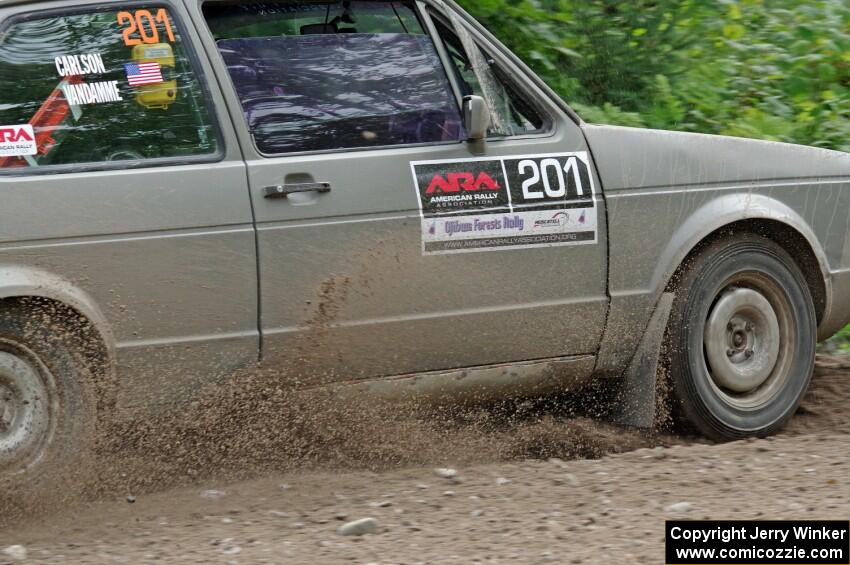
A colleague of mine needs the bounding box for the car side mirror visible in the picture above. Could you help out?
[463,95,490,141]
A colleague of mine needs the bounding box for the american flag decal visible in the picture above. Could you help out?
[124,62,164,86]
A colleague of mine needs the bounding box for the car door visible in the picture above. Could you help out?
[192,0,608,384]
[0,0,258,409]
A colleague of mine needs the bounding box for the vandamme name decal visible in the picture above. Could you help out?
[410,152,597,255]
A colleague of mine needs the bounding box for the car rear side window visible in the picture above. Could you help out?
[202,1,465,155]
[0,6,218,171]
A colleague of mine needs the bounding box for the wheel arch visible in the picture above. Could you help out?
[655,195,829,333]
[0,265,116,387]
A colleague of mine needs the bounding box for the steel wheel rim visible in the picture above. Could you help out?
[0,341,57,475]
[702,273,795,410]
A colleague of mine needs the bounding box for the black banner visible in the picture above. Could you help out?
[666,521,850,564]
[503,154,593,210]
[413,159,509,216]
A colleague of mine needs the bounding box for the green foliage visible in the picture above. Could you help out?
[821,324,850,354]
[569,102,645,128]
[463,0,850,151]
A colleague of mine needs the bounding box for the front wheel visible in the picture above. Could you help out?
[0,303,97,495]
[665,233,816,440]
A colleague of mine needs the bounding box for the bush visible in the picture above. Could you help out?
[464,0,850,151]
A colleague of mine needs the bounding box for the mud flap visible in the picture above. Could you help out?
[612,292,674,429]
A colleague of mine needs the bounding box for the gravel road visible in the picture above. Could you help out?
[2,356,849,564]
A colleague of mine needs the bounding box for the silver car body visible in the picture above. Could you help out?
[1,0,849,411]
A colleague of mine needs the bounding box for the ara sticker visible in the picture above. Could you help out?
[0,125,37,157]
[410,152,597,255]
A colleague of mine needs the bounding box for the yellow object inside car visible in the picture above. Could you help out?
[131,43,176,110]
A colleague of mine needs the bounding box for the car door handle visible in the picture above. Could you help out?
[263,182,332,199]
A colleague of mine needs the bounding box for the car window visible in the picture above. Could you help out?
[430,14,545,138]
[0,6,219,170]
[202,1,465,155]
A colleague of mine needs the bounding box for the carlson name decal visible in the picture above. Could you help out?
[411,153,597,255]
[55,53,107,77]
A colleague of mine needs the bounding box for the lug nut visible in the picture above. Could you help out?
[726,349,735,357]
[745,349,754,358]
[745,322,754,331]
[727,322,734,331]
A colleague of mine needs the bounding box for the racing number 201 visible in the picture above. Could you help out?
[118,9,176,46]
[519,157,584,200]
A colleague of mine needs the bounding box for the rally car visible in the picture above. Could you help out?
[2,0,850,487]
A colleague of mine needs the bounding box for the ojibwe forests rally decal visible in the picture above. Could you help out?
[410,152,597,255]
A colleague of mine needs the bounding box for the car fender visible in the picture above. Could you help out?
[650,191,832,324]
[0,264,116,360]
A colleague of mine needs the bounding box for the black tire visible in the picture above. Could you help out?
[665,233,816,440]
[0,301,97,495]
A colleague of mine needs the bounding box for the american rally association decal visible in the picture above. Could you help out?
[0,125,37,157]
[410,152,597,254]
